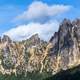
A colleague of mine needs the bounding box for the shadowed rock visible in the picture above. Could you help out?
[2,35,12,43]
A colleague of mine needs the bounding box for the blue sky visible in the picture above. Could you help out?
[0,0,80,41]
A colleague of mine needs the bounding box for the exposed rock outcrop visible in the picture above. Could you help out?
[49,19,80,70]
[1,35,12,43]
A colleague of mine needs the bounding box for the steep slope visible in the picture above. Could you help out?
[49,19,80,70]
[0,34,48,75]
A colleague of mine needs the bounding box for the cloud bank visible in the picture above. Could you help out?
[3,1,72,41]
[15,1,71,21]
[4,21,59,41]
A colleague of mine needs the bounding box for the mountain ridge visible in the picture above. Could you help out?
[0,18,80,80]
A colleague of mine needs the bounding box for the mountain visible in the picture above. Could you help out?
[49,19,80,71]
[0,19,80,80]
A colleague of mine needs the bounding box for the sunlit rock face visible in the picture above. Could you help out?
[0,19,80,76]
[0,34,48,75]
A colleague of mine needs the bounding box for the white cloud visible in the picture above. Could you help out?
[5,1,72,41]
[15,1,71,21]
[3,20,59,41]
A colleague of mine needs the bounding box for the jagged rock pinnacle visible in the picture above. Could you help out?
[2,35,12,43]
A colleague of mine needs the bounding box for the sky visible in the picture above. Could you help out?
[0,0,80,41]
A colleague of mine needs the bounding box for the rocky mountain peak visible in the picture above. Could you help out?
[0,19,80,80]
[61,18,71,25]
[59,19,72,32]
[72,19,80,26]
[29,33,40,42]
[1,35,12,43]
[49,19,73,54]
[49,19,80,70]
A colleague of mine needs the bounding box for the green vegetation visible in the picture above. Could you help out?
[0,71,52,80]
[0,60,80,80]
[44,65,80,80]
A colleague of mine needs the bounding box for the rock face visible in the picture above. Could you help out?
[2,35,12,43]
[0,19,80,77]
[49,19,80,70]
[0,37,1,43]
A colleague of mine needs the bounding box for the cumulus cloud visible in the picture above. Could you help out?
[3,20,59,41]
[15,1,71,21]
[5,1,72,41]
